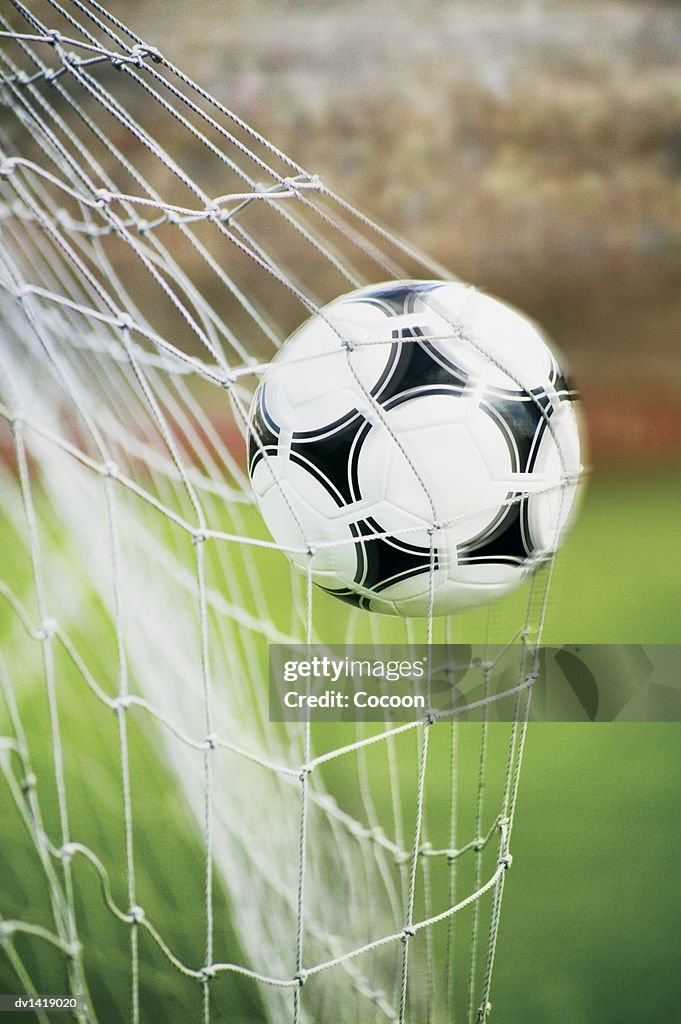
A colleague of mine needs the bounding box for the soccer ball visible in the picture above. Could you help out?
[247,280,583,617]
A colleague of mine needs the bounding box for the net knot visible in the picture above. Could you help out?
[0,921,13,944]
[128,904,145,925]
[103,460,119,480]
[58,842,78,864]
[424,709,439,726]
[128,45,149,67]
[499,853,513,870]
[137,43,163,64]
[116,312,134,332]
[38,617,58,641]
[21,772,37,794]
[199,965,216,982]
[476,1001,492,1022]
[124,44,163,65]
[205,733,218,751]
[45,29,63,46]
[113,695,134,713]
[293,969,308,988]
[192,529,207,545]
[95,188,114,208]
[0,158,18,178]
[400,926,416,943]
[64,51,82,68]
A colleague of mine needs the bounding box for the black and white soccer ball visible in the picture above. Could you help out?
[247,280,583,617]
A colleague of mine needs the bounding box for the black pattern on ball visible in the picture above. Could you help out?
[352,517,438,593]
[480,390,550,475]
[459,494,533,567]
[248,384,279,475]
[289,418,371,507]
[345,280,442,317]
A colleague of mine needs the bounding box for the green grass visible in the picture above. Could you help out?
[1,468,680,1022]
[495,723,681,1024]
[540,469,681,643]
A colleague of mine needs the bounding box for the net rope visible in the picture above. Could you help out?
[0,3,558,1022]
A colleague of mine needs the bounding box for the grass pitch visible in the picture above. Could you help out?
[1,468,679,1022]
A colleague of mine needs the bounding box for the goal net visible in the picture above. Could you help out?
[0,3,550,1022]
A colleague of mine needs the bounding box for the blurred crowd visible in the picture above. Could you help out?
[98,0,681,459]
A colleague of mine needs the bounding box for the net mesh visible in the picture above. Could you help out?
[0,3,550,1022]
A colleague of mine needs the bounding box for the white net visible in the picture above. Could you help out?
[0,3,553,1022]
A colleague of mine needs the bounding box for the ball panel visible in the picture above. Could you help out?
[253,459,357,581]
[391,574,521,617]
[264,314,395,434]
[422,283,555,391]
[525,400,583,553]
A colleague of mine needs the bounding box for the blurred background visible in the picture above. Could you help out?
[1,2,680,1022]
[118,0,681,466]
